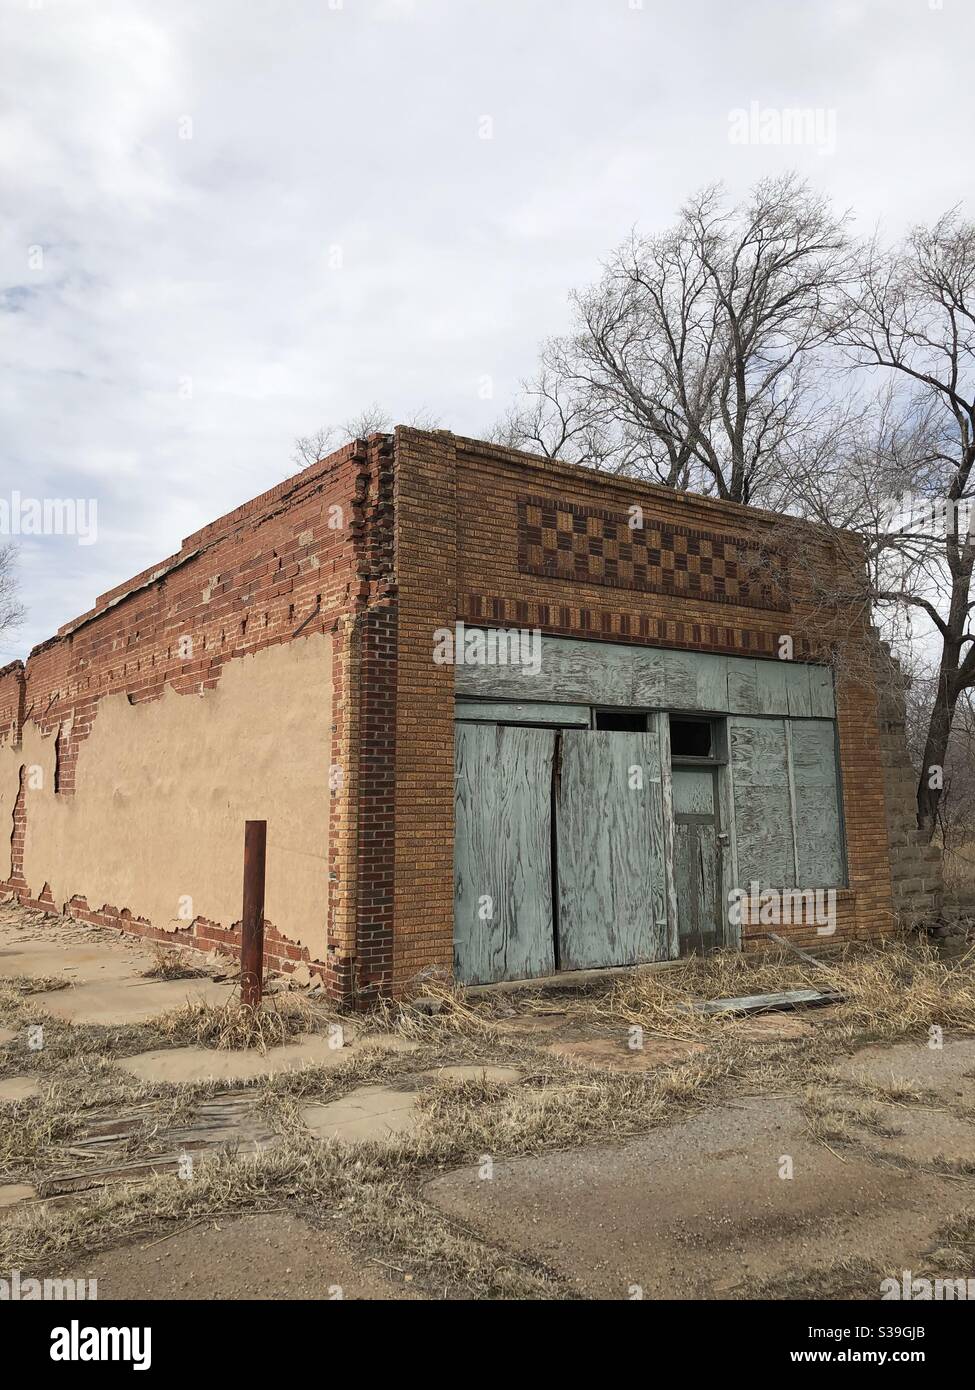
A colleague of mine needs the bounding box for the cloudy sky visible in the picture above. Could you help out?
[1,0,972,657]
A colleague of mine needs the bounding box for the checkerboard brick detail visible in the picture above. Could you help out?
[518,496,791,612]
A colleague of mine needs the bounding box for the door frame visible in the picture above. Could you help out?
[452,701,742,980]
[667,714,739,951]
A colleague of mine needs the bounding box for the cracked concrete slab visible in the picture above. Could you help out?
[302,1083,422,1144]
[30,975,236,1026]
[0,1075,41,1103]
[831,1038,975,1107]
[424,1064,523,1084]
[546,1037,708,1071]
[423,1097,966,1299]
[0,1183,36,1209]
[67,1212,424,1300]
[118,1033,418,1084]
[0,941,156,984]
[0,930,234,1025]
[303,1064,523,1145]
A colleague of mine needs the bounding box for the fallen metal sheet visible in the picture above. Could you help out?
[689,988,843,1017]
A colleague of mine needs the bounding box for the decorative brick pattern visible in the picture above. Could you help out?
[518,496,791,612]
[461,592,815,661]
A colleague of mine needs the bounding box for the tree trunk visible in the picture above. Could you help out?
[916,651,961,841]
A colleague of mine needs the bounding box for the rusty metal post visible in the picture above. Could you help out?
[240,820,267,1008]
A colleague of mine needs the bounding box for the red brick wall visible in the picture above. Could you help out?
[390,429,457,993]
[389,430,896,986]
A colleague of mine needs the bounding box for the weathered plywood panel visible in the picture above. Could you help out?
[726,659,760,714]
[674,822,721,951]
[790,719,846,886]
[699,826,720,943]
[453,724,557,985]
[455,700,589,726]
[754,660,791,715]
[656,711,680,959]
[694,654,729,712]
[808,665,836,719]
[662,651,700,710]
[629,647,666,708]
[456,630,833,720]
[673,766,716,817]
[455,632,633,705]
[674,823,698,940]
[729,717,796,889]
[785,664,813,718]
[557,730,668,969]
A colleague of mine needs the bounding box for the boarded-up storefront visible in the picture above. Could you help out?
[452,637,846,984]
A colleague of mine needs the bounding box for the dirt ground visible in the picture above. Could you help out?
[1,900,974,1301]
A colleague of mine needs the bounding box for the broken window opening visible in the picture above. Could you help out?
[594,709,648,732]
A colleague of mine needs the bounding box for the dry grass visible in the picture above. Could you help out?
[141,945,209,981]
[820,938,975,1039]
[3,926,975,1297]
[156,994,316,1053]
[373,980,503,1040]
[800,1084,899,1145]
[741,1255,884,1301]
[0,1136,562,1299]
[592,937,975,1047]
[0,974,69,1005]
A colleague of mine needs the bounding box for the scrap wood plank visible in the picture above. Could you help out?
[41,1094,277,1195]
[687,987,843,1017]
[40,1136,274,1196]
[40,1154,197,1196]
[765,931,833,972]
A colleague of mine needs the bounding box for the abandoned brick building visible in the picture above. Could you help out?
[0,429,939,1006]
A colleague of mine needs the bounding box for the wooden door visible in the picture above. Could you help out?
[672,766,723,954]
[453,723,557,985]
[556,730,669,970]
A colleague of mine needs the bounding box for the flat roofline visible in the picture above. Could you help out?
[441,429,857,545]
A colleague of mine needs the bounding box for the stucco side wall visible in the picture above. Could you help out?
[21,634,331,957]
[0,434,396,1001]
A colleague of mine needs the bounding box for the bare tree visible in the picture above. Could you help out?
[501,174,852,503]
[0,544,25,648]
[291,405,441,473]
[831,210,975,838]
